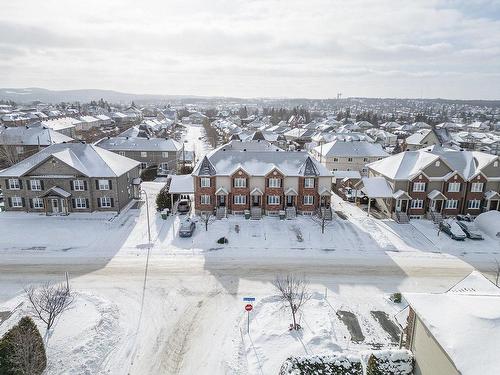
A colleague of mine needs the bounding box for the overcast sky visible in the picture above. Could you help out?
[1,0,500,99]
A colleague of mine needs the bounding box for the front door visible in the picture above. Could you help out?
[434,200,443,213]
[286,195,293,207]
[399,200,408,212]
[252,195,260,207]
[219,195,226,207]
[51,198,59,214]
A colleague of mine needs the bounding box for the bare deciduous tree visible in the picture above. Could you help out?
[0,143,21,167]
[272,274,311,330]
[311,214,331,234]
[200,211,213,231]
[24,282,73,331]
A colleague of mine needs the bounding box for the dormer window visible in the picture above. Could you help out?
[435,161,440,167]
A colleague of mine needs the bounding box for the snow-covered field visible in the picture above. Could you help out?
[1,128,499,374]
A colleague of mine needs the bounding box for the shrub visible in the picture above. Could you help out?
[217,237,228,244]
[179,165,193,175]
[140,166,158,181]
[364,350,413,375]
[391,293,402,303]
[156,188,172,211]
[0,316,46,375]
[279,354,362,375]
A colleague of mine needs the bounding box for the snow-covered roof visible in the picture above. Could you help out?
[405,271,500,375]
[95,137,181,152]
[168,174,194,194]
[40,117,80,131]
[0,143,140,178]
[313,140,388,158]
[405,129,432,145]
[359,177,393,198]
[193,141,330,177]
[332,170,362,180]
[0,126,73,146]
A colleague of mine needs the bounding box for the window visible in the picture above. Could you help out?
[347,157,353,162]
[73,180,85,191]
[471,183,483,192]
[333,158,339,162]
[30,179,42,191]
[16,146,24,154]
[234,195,247,205]
[304,178,314,188]
[410,199,424,209]
[140,162,148,169]
[141,151,147,157]
[99,197,112,208]
[200,177,211,188]
[8,178,20,190]
[74,198,87,209]
[303,195,314,205]
[268,178,281,188]
[11,196,23,208]
[363,157,369,162]
[447,182,461,192]
[119,151,125,156]
[267,195,280,205]
[468,199,481,209]
[413,182,426,192]
[435,161,440,167]
[494,161,499,167]
[98,179,110,190]
[200,194,211,205]
[234,178,246,188]
[162,152,169,158]
[445,199,458,209]
[32,198,44,209]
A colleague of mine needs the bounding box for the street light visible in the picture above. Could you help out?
[140,189,151,246]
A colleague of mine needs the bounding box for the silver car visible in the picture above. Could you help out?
[179,219,196,237]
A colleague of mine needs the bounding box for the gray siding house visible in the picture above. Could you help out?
[95,136,182,175]
[0,143,141,214]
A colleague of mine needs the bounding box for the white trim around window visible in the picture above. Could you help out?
[268,178,281,188]
[234,177,246,188]
[11,196,23,208]
[468,199,481,209]
[30,179,42,191]
[74,197,87,209]
[73,180,85,191]
[470,182,483,193]
[304,178,315,188]
[412,182,426,192]
[447,182,461,192]
[234,195,247,205]
[99,197,113,208]
[445,199,459,209]
[32,197,44,209]
[267,195,280,205]
[303,195,314,205]
[410,199,424,209]
[8,178,20,190]
[200,177,211,188]
[98,179,110,190]
[200,194,211,205]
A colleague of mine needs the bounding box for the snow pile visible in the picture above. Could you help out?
[475,211,500,239]
[279,353,363,375]
[362,349,413,375]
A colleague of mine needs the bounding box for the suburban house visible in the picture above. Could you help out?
[94,136,182,175]
[40,117,79,138]
[404,129,440,151]
[192,140,332,218]
[312,139,389,175]
[402,271,500,375]
[0,125,74,167]
[0,143,141,214]
[359,146,500,220]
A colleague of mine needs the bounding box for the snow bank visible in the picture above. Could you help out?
[475,211,500,239]
[279,353,363,375]
[279,349,413,375]
[362,349,413,375]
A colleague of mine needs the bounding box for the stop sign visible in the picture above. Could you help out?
[245,304,253,312]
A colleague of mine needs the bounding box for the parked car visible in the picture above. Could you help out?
[456,221,484,240]
[439,220,466,241]
[178,218,196,237]
[177,199,191,214]
[456,214,474,222]
[344,188,368,203]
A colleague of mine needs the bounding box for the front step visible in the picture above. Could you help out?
[250,207,262,220]
[285,206,296,219]
[319,207,333,220]
[216,207,227,219]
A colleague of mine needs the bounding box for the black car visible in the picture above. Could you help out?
[456,214,474,222]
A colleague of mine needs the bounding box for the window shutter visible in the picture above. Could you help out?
[110,198,114,207]
[108,180,112,190]
[19,180,23,189]
[29,199,33,209]
[95,180,99,190]
[97,198,101,208]
[40,180,44,190]
[72,199,76,209]
[7,197,11,207]
[85,198,89,208]
[21,197,25,207]
[27,181,31,190]
[83,181,88,191]
[4,179,8,190]
[70,180,74,190]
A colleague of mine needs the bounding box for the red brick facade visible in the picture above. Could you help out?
[408,174,429,216]
[230,169,250,211]
[297,177,319,212]
[264,169,284,211]
[195,176,216,212]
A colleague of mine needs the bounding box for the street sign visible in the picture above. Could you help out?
[243,297,256,302]
[245,304,253,312]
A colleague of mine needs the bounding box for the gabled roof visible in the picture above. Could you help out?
[95,136,181,152]
[0,126,73,146]
[299,157,320,176]
[313,140,388,157]
[196,156,216,176]
[0,143,140,178]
